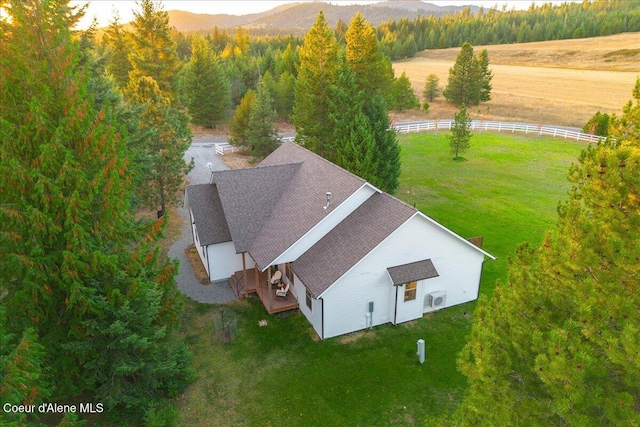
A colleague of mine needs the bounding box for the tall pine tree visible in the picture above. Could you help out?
[0,1,193,422]
[345,12,394,102]
[125,75,191,216]
[128,0,180,96]
[246,80,280,159]
[454,82,640,426]
[477,49,493,102]
[180,33,230,128]
[228,89,256,148]
[126,0,191,215]
[363,93,401,194]
[391,71,420,111]
[293,11,340,157]
[449,105,473,159]
[443,42,487,106]
[103,12,132,90]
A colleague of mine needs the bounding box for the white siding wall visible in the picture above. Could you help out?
[320,214,485,339]
[271,185,376,265]
[206,242,244,281]
[190,209,210,277]
[293,273,323,338]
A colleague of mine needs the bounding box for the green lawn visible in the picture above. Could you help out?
[177,132,586,426]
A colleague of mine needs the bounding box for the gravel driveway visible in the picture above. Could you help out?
[168,141,237,304]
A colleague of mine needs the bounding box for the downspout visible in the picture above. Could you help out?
[189,210,196,246]
[394,285,398,325]
[477,259,486,299]
[320,297,324,340]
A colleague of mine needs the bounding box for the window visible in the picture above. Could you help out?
[306,288,312,310]
[404,281,417,302]
[285,262,294,285]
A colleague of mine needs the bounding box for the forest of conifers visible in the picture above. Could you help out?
[169,0,640,61]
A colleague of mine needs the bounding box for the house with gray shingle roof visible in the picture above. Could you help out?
[185,142,494,339]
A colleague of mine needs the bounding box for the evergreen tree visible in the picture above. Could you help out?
[336,112,378,183]
[273,70,296,120]
[454,84,640,426]
[246,80,280,159]
[423,73,441,102]
[582,111,611,137]
[125,75,192,216]
[327,55,364,166]
[181,33,230,128]
[345,12,394,102]
[228,89,256,147]
[293,11,340,157]
[449,105,472,158]
[275,42,298,78]
[128,0,180,96]
[364,93,401,194]
[0,307,50,426]
[127,0,192,215]
[477,48,493,102]
[103,13,132,90]
[0,2,193,421]
[443,42,484,106]
[326,58,379,184]
[391,71,419,111]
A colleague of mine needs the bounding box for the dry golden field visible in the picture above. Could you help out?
[393,32,640,127]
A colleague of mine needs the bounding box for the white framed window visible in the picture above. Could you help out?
[404,281,417,302]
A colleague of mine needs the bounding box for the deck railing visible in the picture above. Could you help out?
[392,120,608,144]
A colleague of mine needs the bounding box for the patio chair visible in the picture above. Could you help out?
[276,283,289,299]
[270,270,282,286]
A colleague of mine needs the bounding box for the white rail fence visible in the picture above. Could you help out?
[392,120,607,144]
[214,142,235,155]
[216,121,602,156]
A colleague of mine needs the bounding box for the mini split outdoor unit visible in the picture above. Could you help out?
[425,291,446,309]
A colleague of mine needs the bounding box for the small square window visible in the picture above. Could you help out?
[404,281,417,302]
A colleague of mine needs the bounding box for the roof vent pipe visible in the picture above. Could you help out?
[324,192,332,210]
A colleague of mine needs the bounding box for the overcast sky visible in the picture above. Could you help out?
[71,1,577,29]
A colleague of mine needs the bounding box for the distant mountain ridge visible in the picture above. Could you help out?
[163,1,479,33]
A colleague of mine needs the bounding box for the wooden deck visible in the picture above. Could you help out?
[230,268,268,298]
[256,281,299,314]
[230,269,298,314]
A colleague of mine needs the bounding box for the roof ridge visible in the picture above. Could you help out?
[375,190,419,214]
[263,142,367,184]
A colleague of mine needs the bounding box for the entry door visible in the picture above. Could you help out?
[395,280,423,324]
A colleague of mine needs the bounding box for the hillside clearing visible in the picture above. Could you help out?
[393,33,639,127]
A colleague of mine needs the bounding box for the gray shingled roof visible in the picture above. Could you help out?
[387,259,439,286]
[292,192,417,298]
[248,143,367,269]
[185,184,232,245]
[212,163,300,254]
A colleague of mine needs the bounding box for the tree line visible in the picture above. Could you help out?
[1,1,194,425]
[378,0,640,60]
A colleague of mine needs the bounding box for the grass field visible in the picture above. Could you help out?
[392,33,640,128]
[176,132,587,426]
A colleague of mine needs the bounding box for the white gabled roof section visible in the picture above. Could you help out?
[316,213,415,298]
[316,211,495,298]
[413,211,496,260]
